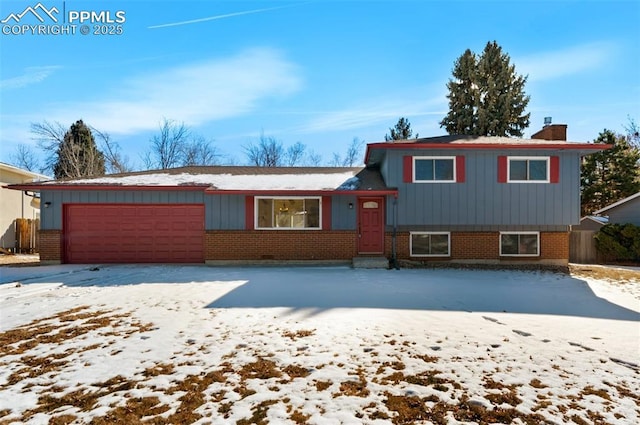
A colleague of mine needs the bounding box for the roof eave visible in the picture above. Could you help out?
[593,191,640,214]
[204,189,398,196]
[5,184,211,192]
[365,142,612,165]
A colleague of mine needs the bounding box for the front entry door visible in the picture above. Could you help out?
[358,197,384,253]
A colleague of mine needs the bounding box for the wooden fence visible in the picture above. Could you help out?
[569,230,597,264]
[15,218,39,253]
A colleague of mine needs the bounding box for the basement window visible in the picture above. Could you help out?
[410,232,450,256]
[500,232,539,256]
[256,197,321,230]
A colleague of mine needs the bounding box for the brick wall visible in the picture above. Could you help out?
[539,231,569,260]
[206,230,357,261]
[391,231,569,263]
[39,229,61,263]
[42,229,568,264]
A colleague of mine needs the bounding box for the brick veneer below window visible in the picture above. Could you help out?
[206,230,358,261]
[39,229,569,264]
[390,231,569,263]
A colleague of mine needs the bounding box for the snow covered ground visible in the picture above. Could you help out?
[0,265,638,424]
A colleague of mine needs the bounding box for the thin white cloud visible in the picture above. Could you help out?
[517,42,616,82]
[48,48,302,135]
[148,3,301,29]
[294,95,447,134]
[0,66,61,90]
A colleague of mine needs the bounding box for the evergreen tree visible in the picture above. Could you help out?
[385,117,417,141]
[53,120,106,179]
[440,49,478,135]
[440,41,530,137]
[581,129,640,215]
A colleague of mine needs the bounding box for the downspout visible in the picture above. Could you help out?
[391,195,399,270]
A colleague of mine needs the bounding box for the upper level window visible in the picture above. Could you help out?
[256,197,321,230]
[508,157,549,183]
[414,157,456,182]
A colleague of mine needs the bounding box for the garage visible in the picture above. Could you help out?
[63,204,204,264]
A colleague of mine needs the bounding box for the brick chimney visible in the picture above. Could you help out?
[531,121,567,141]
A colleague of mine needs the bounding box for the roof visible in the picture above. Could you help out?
[0,162,50,181]
[365,135,611,165]
[593,192,640,215]
[6,166,396,195]
[580,216,608,225]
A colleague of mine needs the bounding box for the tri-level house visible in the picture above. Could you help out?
[8,124,607,266]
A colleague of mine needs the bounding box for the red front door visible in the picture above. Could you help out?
[358,197,384,254]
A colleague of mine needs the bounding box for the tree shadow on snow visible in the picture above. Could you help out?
[206,267,639,321]
[2,264,638,321]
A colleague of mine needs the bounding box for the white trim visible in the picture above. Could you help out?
[413,156,456,183]
[506,156,550,183]
[410,231,451,257]
[0,162,50,181]
[499,231,540,256]
[255,196,322,230]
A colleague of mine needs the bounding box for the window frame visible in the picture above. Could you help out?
[507,156,550,183]
[499,231,540,257]
[413,156,457,183]
[254,196,322,230]
[410,231,451,257]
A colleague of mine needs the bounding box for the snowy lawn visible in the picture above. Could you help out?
[0,265,638,424]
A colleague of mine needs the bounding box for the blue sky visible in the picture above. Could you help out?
[1,0,639,170]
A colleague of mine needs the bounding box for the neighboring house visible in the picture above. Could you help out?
[8,124,607,265]
[572,216,608,232]
[592,192,640,226]
[0,163,49,251]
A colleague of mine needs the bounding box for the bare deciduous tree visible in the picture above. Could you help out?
[244,134,285,167]
[343,137,364,166]
[11,144,42,173]
[330,137,365,167]
[285,142,306,167]
[624,116,639,149]
[306,149,322,166]
[91,127,132,174]
[30,120,66,173]
[143,118,221,169]
[144,118,191,169]
[183,136,221,166]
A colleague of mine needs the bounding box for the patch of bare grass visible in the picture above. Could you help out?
[314,380,332,391]
[283,364,310,380]
[570,264,640,283]
[282,329,315,340]
[239,358,282,380]
[236,400,278,425]
[336,368,369,398]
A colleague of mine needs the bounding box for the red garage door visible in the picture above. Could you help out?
[63,204,204,264]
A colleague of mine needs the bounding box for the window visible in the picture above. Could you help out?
[507,157,549,183]
[414,157,456,182]
[500,232,539,256]
[256,197,321,229]
[410,232,450,256]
